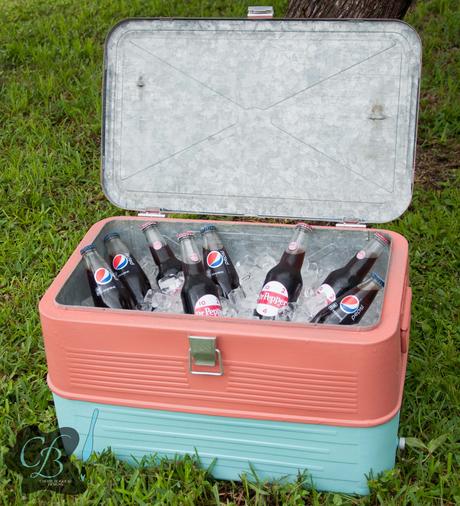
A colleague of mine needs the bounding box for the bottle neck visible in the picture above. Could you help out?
[143,225,166,248]
[360,236,387,259]
[105,237,128,257]
[180,237,204,274]
[202,230,223,251]
[285,226,310,255]
[82,250,106,271]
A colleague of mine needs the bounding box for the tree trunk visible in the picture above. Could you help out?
[286,0,414,19]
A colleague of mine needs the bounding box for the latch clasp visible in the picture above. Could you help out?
[335,219,366,228]
[188,336,223,376]
[138,208,166,218]
[248,6,274,18]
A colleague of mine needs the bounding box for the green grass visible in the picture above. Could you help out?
[1,0,459,504]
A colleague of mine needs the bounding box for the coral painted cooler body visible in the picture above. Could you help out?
[39,18,421,495]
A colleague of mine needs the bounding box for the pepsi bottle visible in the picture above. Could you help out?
[80,245,135,310]
[178,231,222,317]
[201,224,243,299]
[310,272,385,325]
[255,223,313,320]
[305,232,390,317]
[103,232,151,310]
[141,222,183,293]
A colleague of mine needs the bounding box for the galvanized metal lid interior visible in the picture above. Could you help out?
[103,19,421,223]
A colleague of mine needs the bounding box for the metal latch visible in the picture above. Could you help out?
[335,218,366,228]
[188,336,223,376]
[248,6,274,18]
[138,208,166,218]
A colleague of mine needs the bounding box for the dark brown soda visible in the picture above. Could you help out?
[311,273,384,325]
[104,233,151,309]
[181,260,221,315]
[254,223,312,320]
[85,270,135,310]
[262,250,305,303]
[148,243,182,282]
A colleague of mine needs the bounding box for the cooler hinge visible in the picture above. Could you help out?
[335,219,367,228]
[248,6,274,18]
[138,209,166,218]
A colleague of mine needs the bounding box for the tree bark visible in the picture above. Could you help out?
[286,0,414,19]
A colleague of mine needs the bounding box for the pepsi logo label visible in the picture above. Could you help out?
[190,253,200,262]
[94,268,112,285]
[112,254,129,271]
[194,294,222,317]
[153,240,162,251]
[256,281,289,317]
[288,241,298,251]
[356,250,366,260]
[207,251,224,269]
[340,295,360,314]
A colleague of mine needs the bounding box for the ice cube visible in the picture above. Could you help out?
[303,293,329,319]
[139,288,156,311]
[228,286,246,306]
[139,257,159,287]
[151,291,170,311]
[292,303,314,323]
[277,302,297,321]
[221,299,238,319]
[158,272,184,295]
[255,254,277,271]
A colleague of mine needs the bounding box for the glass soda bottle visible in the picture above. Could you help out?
[201,224,243,300]
[254,223,313,320]
[103,232,152,310]
[310,272,385,325]
[305,232,390,317]
[178,231,223,317]
[80,244,135,310]
[141,222,183,294]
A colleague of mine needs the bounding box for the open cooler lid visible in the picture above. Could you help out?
[103,18,421,223]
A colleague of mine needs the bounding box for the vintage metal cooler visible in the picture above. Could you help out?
[39,17,421,495]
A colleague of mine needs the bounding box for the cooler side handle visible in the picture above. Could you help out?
[400,285,412,354]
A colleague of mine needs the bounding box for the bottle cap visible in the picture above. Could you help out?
[371,272,385,288]
[103,232,120,242]
[200,224,217,234]
[177,231,195,241]
[80,244,96,255]
[373,232,390,246]
[295,222,313,232]
[140,221,158,231]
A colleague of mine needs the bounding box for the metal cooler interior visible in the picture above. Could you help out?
[56,219,390,327]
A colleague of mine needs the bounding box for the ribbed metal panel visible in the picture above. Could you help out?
[66,348,358,414]
[53,394,399,495]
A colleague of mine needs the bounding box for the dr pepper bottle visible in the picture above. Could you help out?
[141,222,183,293]
[310,272,385,325]
[255,223,312,320]
[305,232,389,317]
[178,231,222,317]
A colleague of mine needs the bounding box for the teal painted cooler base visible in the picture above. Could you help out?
[53,394,400,495]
